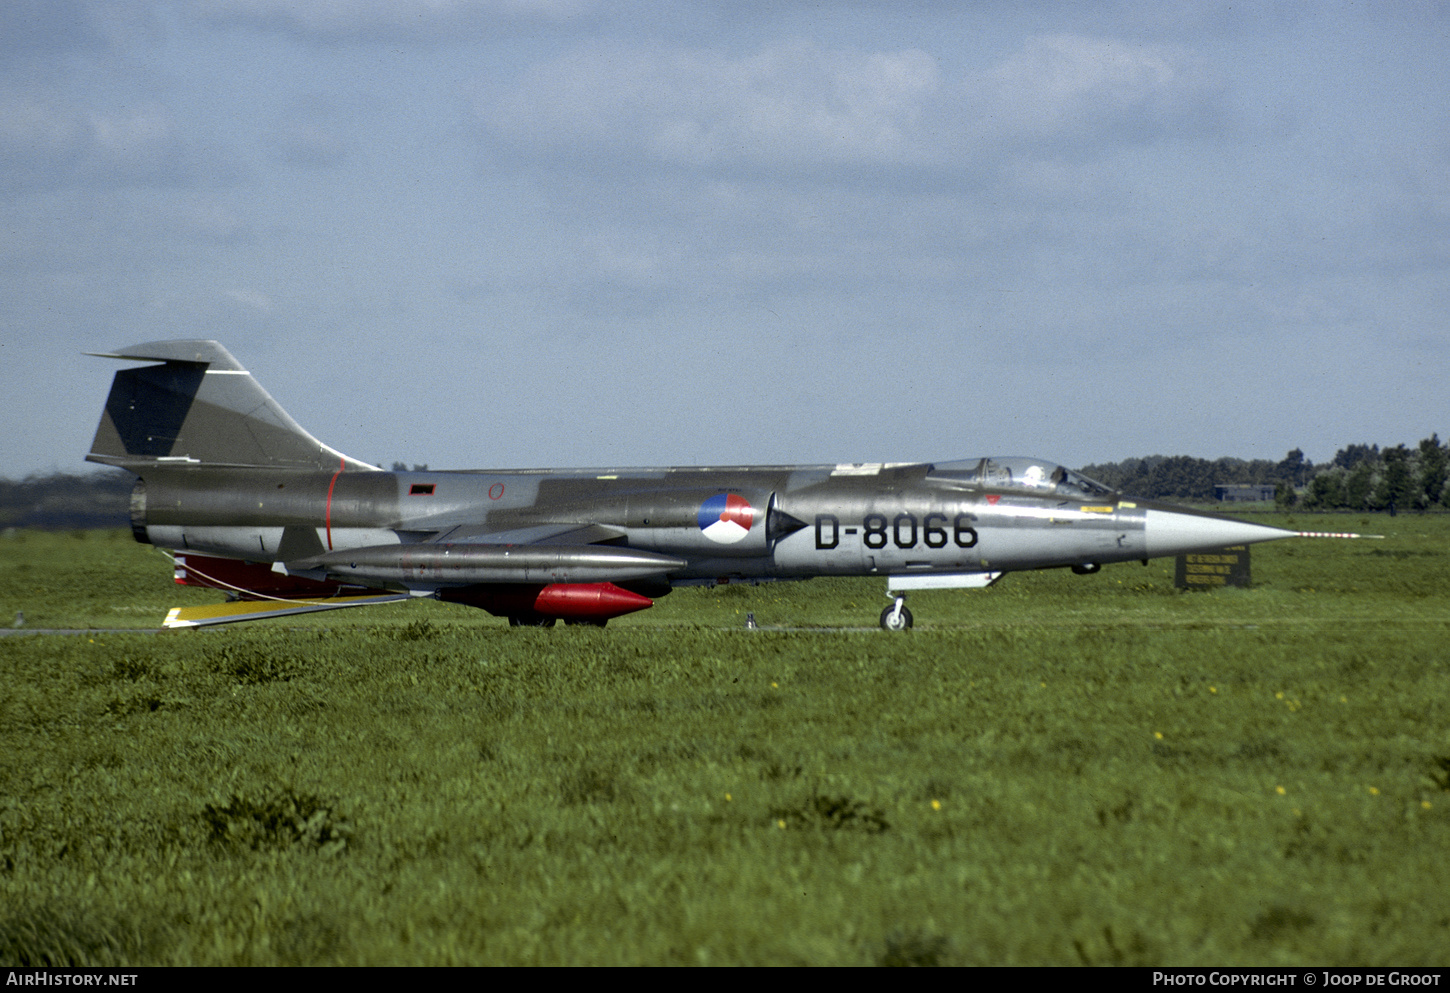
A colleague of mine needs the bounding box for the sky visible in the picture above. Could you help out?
[3,0,1447,478]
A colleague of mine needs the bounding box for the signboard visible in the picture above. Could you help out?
[1174,545,1251,589]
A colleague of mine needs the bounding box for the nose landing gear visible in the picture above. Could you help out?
[879,571,1002,630]
[880,595,914,631]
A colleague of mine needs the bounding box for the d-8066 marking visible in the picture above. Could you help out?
[814,513,977,551]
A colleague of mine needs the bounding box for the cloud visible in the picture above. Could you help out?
[0,93,87,172]
[0,0,151,56]
[458,33,1233,306]
[224,288,274,314]
[0,0,105,55]
[0,91,236,191]
[473,34,1224,178]
[267,99,351,168]
[270,120,348,167]
[475,40,941,170]
[191,0,592,42]
[963,34,1226,152]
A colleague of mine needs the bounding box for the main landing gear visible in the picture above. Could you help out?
[879,595,913,632]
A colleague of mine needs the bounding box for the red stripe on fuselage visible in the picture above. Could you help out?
[325,457,344,550]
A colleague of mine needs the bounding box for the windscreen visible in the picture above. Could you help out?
[931,458,1116,499]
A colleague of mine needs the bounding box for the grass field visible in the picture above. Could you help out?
[2,514,1448,965]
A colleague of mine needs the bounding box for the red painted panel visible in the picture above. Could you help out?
[174,553,382,600]
[438,582,653,621]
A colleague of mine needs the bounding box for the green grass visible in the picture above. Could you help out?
[2,515,1448,965]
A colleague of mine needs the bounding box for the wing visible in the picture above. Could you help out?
[164,592,410,628]
[162,523,677,627]
[162,552,408,628]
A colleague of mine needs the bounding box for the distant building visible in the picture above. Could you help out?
[1214,484,1277,502]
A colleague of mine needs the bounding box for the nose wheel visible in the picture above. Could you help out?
[880,596,913,631]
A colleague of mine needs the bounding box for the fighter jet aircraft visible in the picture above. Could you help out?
[86,340,1349,630]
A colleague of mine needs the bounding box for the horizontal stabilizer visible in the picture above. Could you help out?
[163,593,409,628]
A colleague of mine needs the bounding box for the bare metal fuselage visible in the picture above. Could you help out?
[88,340,1302,628]
[131,460,1155,586]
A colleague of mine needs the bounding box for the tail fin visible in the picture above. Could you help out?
[86,340,375,471]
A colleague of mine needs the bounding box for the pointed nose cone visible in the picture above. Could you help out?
[1144,506,1296,558]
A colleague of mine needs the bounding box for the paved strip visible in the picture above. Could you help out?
[0,628,165,637]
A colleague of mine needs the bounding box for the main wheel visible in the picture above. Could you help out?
[508,614,557,627]
[879,604,913,631]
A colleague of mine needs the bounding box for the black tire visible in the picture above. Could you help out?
[508,614,557,627]
[879,604,913,631]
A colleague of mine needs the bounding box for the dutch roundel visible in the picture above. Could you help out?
[698,493,755,544]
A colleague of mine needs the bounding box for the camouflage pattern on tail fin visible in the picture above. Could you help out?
[86,340,375,471]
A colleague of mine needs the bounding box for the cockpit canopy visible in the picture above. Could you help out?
[929,457,1115,500]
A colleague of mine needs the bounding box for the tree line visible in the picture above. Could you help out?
[1289,436,1448,511]
[1081,434,1448,509]
[1,470,134,530]
[3,437,1446,530]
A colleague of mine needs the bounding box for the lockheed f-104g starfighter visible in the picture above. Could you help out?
[86,340,1352,630]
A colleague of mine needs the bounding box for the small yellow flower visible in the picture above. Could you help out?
[1422,801,1433,810]
[1275,692,1284,700]
[1154,731,1163,740]
[1368,786,1379,795]
[1209,686,1217,694]
[931,799,941,811]
[725,793,732,802]
[1340,695,1348,703]
[777,819,786,829]
[771,682,779,688]
[1276,786,1286,795]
